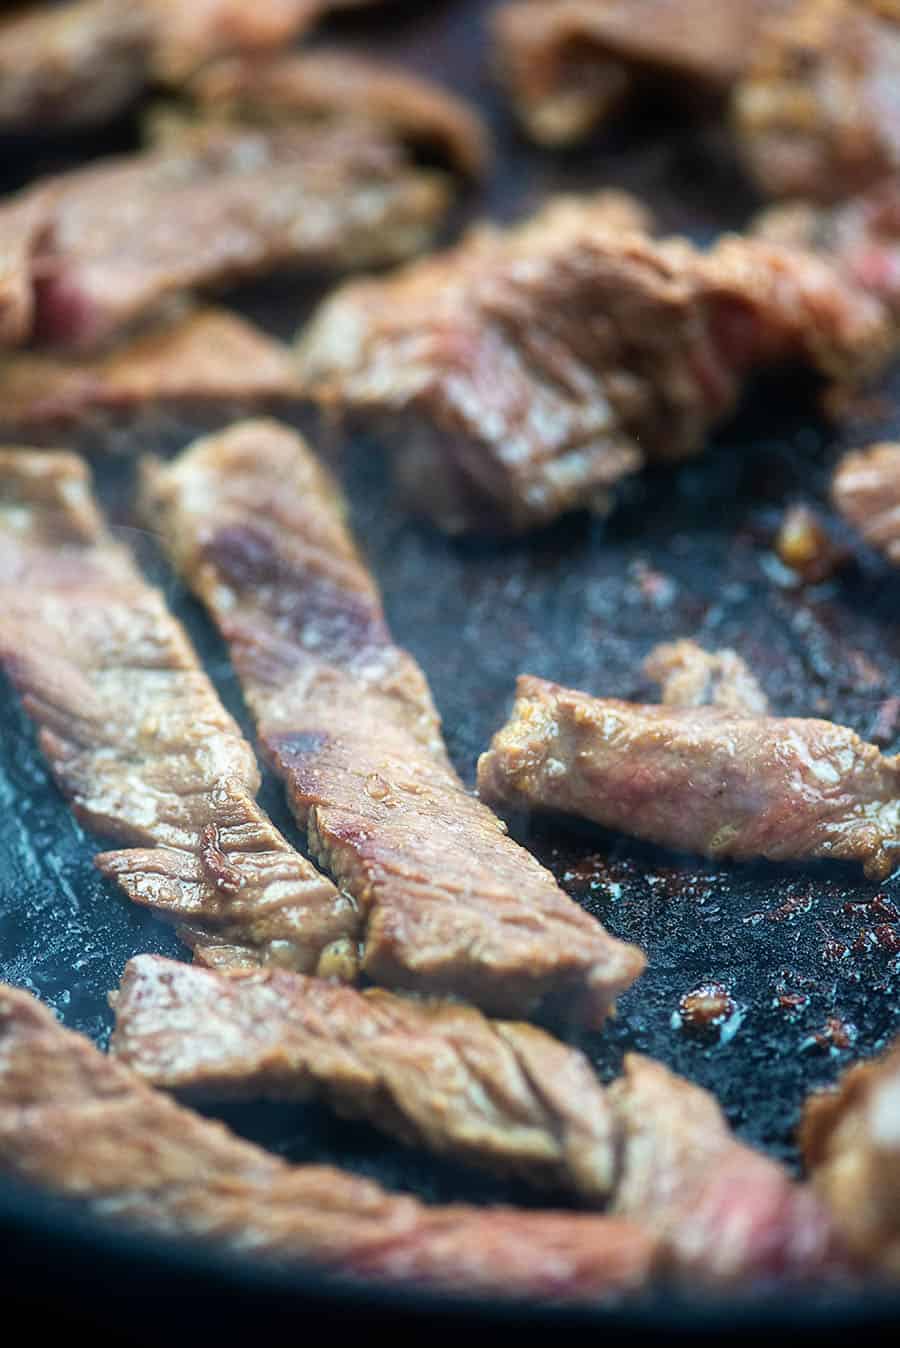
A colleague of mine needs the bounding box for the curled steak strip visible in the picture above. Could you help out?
[296,192,891,534]
[734,0,900,202]
[477,675,900,879]
[111,954,617,1200]
[0,307,299,432]
[142,419,645,1025]
[492,0,784,147]
[0,451,358,977]
[1,120,449,352]
[111,955,839,1284]
[802,1037,900,1276]
[832,441,900,566]
[0,983,658,1302]
[644,639,770,714]
[183,49,491,178]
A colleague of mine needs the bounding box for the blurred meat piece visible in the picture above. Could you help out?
[803,1036,900,1275]
[734,0,900,202]
[0,982,658,1302]
[477,674,900,878]
[832,441,900,565]
[774,503,845,583]
[181,49,490,177]
[493,0,784,146]
[111,954,618,1200]
[143,419,645,1026]
[644,639,770,714]
[0,120,449,351]
[297,192,891,534]
[0,308,298,432]
[0,451,358,977]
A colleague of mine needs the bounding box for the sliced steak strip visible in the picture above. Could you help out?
[734,0,900,202]
[111,955,839,1284]
[1,119,449,352]
[832,442,900,566]
[296,192,891,534]
[492,0,784,147]
[477,674,900,879]
[182,49,490,178]
[111,954,617,1200]
[644,639,770,714]
[802,1037,900,1276]
[0,983,658,1302]
[142,419,645,1025]
[0,307,299,432]
[0,451,358,977]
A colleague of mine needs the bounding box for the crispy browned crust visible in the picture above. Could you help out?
[801,1039,900,1275]
[478,674,900,878]
[111,954,617,1199]
[0,982,659,1302]
[0,449,359,976]
[734,0,900,202]
[142,419,646,1025]
[832,441,900,566]
[296,193,892,533]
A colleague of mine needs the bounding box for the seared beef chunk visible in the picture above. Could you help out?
[832,441,900,565]
[0,451,358,977]
[0,1,152,132]
[0,120,449,352]
[112,956,839,1284]
[182,49,490,177]
[734,0,900,201]
[477,674,900,879]
[296,192,891,533]
[803,1036,900,1276]
[0,308,299,431]
[143,419,645,1025]
[492,0,784,146]
[112,955,617,1200]
[644,638,770,714]
[0,983,658,1301]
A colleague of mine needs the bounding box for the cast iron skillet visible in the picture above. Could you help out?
[1,1,899,1337]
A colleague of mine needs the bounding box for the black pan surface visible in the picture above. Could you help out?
[1,0,899,1335]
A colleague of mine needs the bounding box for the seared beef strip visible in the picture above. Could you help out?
[477,674,900,879]
[0,308,299,432]
[142,419,645,1025]
[734,0,900,202]
[802,1036,900,1276]
[0,983,658,1302]
[0,451,358,977]
[492,0,785,147]
[111,954,617,1200]
[110,954,840,1285]
[832,441,900,565]
[644,639,770,714]
[296,192,891,534]
[181,49,490,178]
[0,119,449,352]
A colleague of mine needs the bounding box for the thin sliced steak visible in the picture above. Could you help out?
[111,954,839,1284]
[734,0,900,201]
[832,442,900,566]
[142,419,645,1025]
[492,0,784,147]
[477,674,900,878]
[182,49,490,178]
[111,954,617,1200]
[802,1036,900,1276]
[296,192,891,534]
[644,638,770,714]
[0,451,358,977]
[1,119,450,352]
[0,307,299,432]
[0,983,658,1302]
